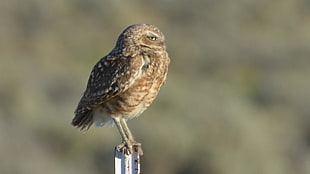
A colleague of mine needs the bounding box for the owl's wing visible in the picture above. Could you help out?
[72,54,142,129]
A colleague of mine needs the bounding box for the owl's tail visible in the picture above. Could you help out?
[72,109,93,130]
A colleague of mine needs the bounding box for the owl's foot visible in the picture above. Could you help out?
[116,141,143,156]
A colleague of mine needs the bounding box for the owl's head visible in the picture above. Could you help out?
[113,24,166,56]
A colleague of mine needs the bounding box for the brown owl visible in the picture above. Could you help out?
[72,24,170,154]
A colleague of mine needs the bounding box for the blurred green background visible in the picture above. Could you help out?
[1,0,310,174]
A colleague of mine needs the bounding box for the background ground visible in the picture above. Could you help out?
[1,0,310,174]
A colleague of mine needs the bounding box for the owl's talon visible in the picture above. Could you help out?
[116,143,126,152]
[132,143,143,156]
[116,142,132,155]
[116,142,143,156]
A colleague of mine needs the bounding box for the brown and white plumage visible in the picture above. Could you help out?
[72,24,170,154]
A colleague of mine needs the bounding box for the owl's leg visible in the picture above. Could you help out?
[120,118,143,155]
[120,118,135,142]
[113,117,142,155]
[113,118,129,151]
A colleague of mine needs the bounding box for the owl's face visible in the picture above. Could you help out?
[115,24,166,55]
[138,30,166,51]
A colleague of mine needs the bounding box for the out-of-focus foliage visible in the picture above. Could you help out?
[1,0,310,174]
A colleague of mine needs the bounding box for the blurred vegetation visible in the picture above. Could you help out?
[1,0,310,174]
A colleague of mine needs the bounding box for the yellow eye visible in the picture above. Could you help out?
[148,36,157,41]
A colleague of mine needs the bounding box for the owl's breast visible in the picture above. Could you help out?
[106,52,168,119]
[94,51,169,126]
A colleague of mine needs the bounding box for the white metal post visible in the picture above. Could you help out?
[114,145,141,174]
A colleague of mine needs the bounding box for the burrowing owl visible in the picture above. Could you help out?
[72,24,170,154]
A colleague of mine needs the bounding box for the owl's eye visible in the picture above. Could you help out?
[148,36,157,41]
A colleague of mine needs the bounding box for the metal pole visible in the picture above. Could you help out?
[114,145,141,174]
